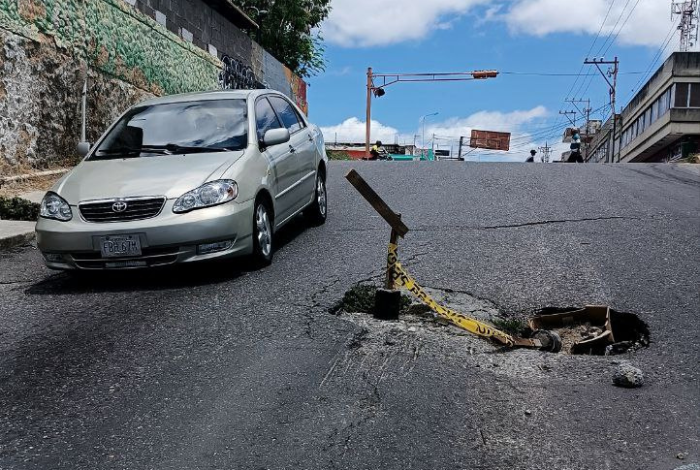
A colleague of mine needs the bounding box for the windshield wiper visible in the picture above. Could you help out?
[139,144,232,154]
[94,144,233,158]
[95,146,169,156]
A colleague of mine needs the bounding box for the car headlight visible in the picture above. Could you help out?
[40,192,73,221]
[173,180,238,213]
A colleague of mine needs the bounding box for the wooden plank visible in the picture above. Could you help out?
[345,169,409,237]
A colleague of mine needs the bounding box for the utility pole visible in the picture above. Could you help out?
[672,0,699,52]
[538,141,552,164]
[567,98,592,127]
[558,110,578,126]
[365,67,373,158]
[584,57,619,163]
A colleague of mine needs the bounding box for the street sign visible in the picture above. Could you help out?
[469,130,511,151]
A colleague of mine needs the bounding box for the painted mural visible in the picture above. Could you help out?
[0,0,309,169]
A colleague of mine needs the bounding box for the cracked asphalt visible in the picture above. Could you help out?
[1,162,699,470]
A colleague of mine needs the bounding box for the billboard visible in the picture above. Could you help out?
[469,130,511,151]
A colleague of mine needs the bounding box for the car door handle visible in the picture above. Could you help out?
[307,134,314,142]
[289,145,296,153]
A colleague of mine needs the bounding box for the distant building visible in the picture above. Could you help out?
[586,52,699,163]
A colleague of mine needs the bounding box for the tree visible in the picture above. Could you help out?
[239,0,331,78]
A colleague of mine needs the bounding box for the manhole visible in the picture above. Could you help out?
[332,285,650,356]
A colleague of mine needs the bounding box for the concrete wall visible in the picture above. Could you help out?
[587,52,700,163]
[0,0,308,172]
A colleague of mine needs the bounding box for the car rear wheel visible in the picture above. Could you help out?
[306,172,327,226]
[252,200,273,266]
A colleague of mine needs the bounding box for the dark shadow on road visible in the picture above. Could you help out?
[24,214,313,296]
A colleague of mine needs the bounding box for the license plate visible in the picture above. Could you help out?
[100,235,142,258]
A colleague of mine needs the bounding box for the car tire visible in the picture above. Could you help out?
[306,172,327,226]
[252,198,274,266]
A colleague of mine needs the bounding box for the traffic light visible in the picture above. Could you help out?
[472,70,498,79]
[373,87,386,97]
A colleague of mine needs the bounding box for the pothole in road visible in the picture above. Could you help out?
[331,285,650,356]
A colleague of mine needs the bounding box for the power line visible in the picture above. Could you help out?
[500,71,643,76]
[602,0,643,56]
[596,0,634,56]
[626,19,679,100]
[553,0,619,144]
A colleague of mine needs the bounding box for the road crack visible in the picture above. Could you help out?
[481,215,634,229]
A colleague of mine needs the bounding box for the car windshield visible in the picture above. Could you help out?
[91,99,248,159]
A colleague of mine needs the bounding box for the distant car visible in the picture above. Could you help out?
[36,90,328,270]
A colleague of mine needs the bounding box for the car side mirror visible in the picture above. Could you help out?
[77,141,91,157]
[262,128,290,148]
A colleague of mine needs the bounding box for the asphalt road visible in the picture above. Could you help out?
[1,162,699,470]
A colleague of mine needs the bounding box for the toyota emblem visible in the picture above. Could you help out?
[112,201,128,213]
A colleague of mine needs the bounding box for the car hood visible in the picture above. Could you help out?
[55,151,245,203]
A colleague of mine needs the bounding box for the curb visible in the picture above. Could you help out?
[0,230,36,250]
[0,168,70,187]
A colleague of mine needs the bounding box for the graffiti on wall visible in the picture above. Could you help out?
[218,55,265,91]
[284,67,308,115]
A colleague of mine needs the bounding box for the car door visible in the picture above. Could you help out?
[255,96,296,224]
[268,96,316,215]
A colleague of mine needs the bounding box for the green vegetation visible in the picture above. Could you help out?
[327,150,352,161]
[0,197,40,221]
[491,318,527,336]
[239,0,331,77]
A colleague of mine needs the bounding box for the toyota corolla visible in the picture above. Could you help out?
[36,90,328,270]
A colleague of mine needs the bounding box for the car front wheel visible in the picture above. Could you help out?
[306,172,327,226]
[252,200,273,266]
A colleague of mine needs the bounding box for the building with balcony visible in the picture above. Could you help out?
[586,52,699,163]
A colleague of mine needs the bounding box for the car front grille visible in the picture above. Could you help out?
[79,197,166,223]
[69,246,182,269]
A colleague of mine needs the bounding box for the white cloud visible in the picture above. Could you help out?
[503,0,677,48]
[322,0,684,50]
[321,117,403,144]
[322,0,488,47]
[321,106,555,162]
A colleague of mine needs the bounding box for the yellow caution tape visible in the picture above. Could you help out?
[387,243,517,347]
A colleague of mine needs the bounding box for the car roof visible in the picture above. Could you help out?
[137,89,285,107]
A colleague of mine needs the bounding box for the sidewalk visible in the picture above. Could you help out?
[0,220,36,250]
[0,191,44,250]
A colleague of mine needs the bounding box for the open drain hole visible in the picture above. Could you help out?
[331,285,650,356]
[529,306,650,355]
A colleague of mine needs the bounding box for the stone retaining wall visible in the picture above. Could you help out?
[0,0,307,172]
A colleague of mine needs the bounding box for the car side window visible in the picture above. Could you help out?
[255,97,283,142]
[269,96,305,134]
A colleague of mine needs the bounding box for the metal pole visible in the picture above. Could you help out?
[458,136,464,161]
[80,75,87,143]
[611,57,619,163]
[365,67,372,159]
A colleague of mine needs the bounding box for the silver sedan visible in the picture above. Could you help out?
[36,90,328,270]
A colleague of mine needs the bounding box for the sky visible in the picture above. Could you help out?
[306,0,697,162]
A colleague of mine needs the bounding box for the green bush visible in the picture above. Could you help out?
[327,150,352,161]
[0,197,40,221]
